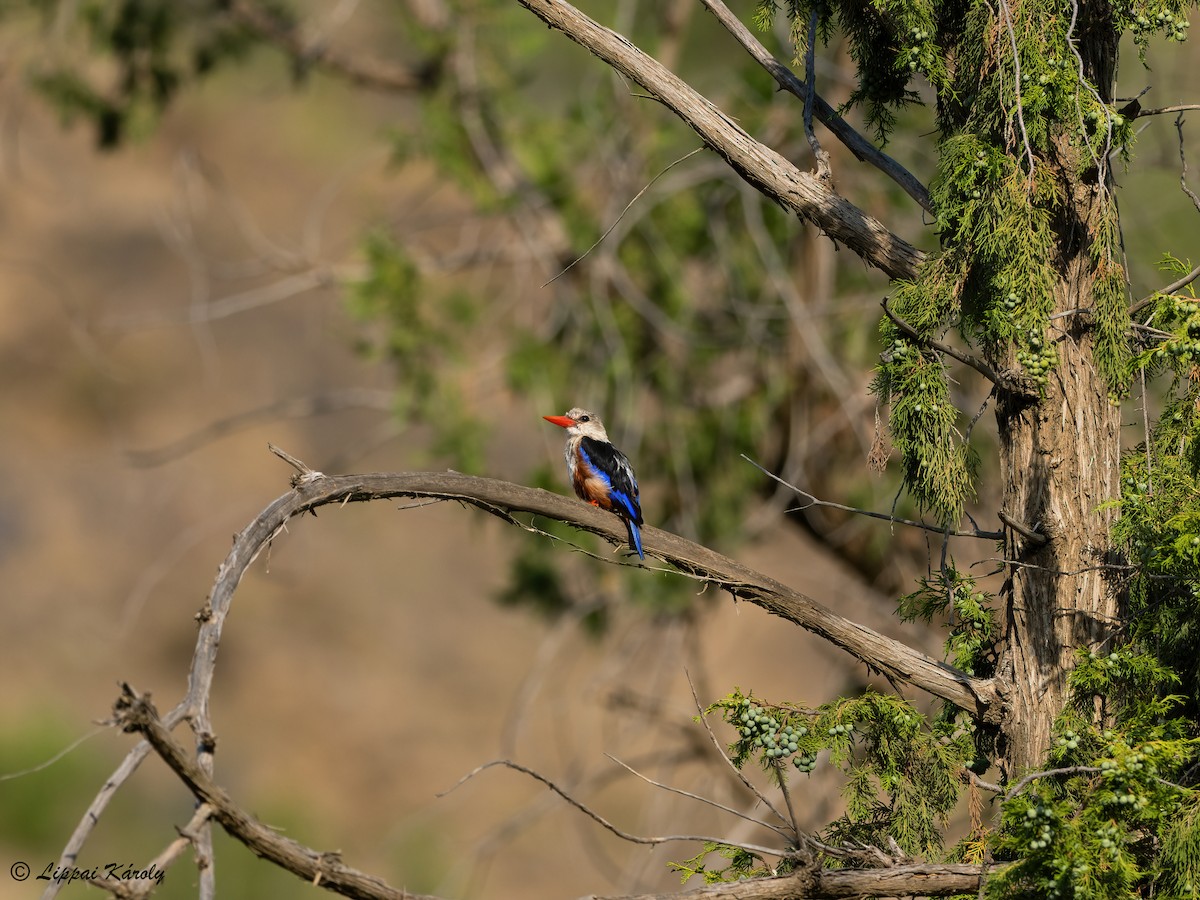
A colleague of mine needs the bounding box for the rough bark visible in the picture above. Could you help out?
[994,315,1121,777]
[993,14,1123,773]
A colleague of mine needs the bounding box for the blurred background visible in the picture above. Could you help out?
[0,2,1196,897]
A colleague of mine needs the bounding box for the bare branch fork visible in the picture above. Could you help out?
[109,685,1011,900]
[110,686,435,900]
[697,0,932,212]
[515,0,924,281]
[53,452,1004,900]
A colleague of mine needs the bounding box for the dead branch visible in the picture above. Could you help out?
[205,466,997,717]
[228,0,446,91]
[514,0,923,281]
[111,686,438,900]
[580,861,1004,899]
[53,455,1010,900]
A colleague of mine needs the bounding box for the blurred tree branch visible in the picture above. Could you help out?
[227,0,447,91]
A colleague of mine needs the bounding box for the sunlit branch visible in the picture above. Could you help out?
[698,0,932,212]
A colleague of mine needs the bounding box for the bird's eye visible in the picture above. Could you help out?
[579,415,590,422]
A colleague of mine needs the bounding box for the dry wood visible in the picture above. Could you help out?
[515,0,923,280]
[51,459,1004,900]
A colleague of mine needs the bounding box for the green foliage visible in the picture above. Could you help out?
[27,0,256,147]
[873,329,978,522]
[347,232,483,472]
[988,651,1199,900]
[1116,0,1194,52]
[1108,268,1200,719]
[765,0,1153,521]
[1133,271,1200,378]
[709,689,973,859]
[896,561,997,676]
[668,842,776,885]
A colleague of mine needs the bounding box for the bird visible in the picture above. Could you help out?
[543,407,645,560]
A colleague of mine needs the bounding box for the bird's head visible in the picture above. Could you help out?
[543,407,610,441]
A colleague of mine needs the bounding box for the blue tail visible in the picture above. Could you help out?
[625,518,645,560]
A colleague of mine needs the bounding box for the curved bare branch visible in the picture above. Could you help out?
[215,468,998,717]
[57,459,1006,900]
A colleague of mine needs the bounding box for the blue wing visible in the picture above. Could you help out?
[578,437,645,559]
[579,437,643,525]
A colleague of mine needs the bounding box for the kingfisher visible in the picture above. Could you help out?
[543,407,645,560]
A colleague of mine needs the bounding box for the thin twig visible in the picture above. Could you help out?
[802,6,831,182]
[881,298,1035,398]
[741,454,1004,541]
[774,764,804,849]
[683,673,792,833]
[1177,112,1200,215]
[696,0,932,211]
[1003,765,1101,800]
[971,556,1133,578]
[604,754,793,842]
[542,146,705,286]
[440,759,791,858]
[0,726,109,781]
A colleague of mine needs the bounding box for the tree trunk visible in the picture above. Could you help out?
[995,298,1122,777]
[994,146,1123,779]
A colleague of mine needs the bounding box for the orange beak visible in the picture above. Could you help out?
[543,415,575,428]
